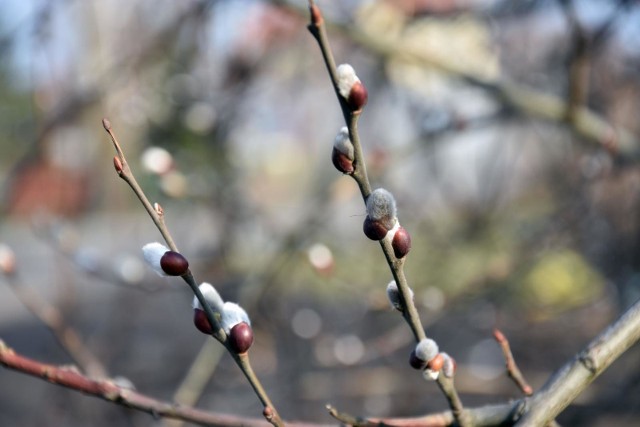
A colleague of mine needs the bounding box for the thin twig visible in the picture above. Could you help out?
[165,340,224,427]
[0,341,326,427]
[493,329,533,396]
[101,119,284,427]
[307,2,467,425]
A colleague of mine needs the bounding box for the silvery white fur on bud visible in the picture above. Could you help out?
[423,369,440,381]
[333,127,354,160]
[441,352,456,378]
[192,282,225,314]
[221,302,251,334]
[366,189,397,227]
[336,64,360,99]
[142,242,170,277]
[415,338,439,362]
[386,280,414,311]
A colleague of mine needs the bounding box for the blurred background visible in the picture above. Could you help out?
[1,0,640,425]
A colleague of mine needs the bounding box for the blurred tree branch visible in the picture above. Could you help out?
[0,340,330,427]
[274,0,638,159]
[516,297,640,426]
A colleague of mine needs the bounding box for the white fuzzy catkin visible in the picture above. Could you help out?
[220,302,251,334]
[415,338,439,362]
[333,127,354,160]
[336,64,360,99]
[366,188,397,222]
[142,242,169,277]
[386,280,414,311]
[192,282,225,314]
[442,352,455,378]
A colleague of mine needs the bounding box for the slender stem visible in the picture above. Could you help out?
[102,119,178,251]
[232,352,284,427]
[493,329,533,396]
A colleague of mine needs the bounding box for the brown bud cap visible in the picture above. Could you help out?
[113,156,123,174]
[392,226,412,258]
[332,147,354,174]
[102,118,112,131]
[409,349,427,370]
[263,406,274,420]
[229,322,254,354]
[363,216,389,241]
[309,3,323,26]
[160,251,189,276]
[193,309,213,334]
[348,81,368,112]
[427,353,445,372]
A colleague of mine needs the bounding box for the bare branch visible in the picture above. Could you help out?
[0,341,327,427]
[516,298,640,426]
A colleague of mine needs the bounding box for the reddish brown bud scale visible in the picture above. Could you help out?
[309,4,323,26]
[263,406,274,420]
[193,309,213,334]
[363,217,389,241]
[160,251,189,276]
[427,353,445,372]
[102,118,112,131]
[229,322,254,354]
[348,81,368,112]
[392,226,412,258]
[113,156,123,174]
[332,148,354,174]
[409,350,426,370]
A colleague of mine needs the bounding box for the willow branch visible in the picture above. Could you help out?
[0,341,325,427]
[516,297,640,426]
[307,2,467,425]
[101,119,283,426]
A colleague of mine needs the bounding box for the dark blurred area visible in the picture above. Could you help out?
[1,0,640,425]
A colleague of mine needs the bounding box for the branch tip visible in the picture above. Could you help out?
[102,118,112,132]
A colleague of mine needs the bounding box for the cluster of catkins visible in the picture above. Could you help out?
[142,242,254,354]
[332,63,453,381]
[330,64,411,258]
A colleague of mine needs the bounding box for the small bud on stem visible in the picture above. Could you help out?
[392,226,412,258]
[160,251,189,276]
[113,156,123,174]
[229,322,254,353]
